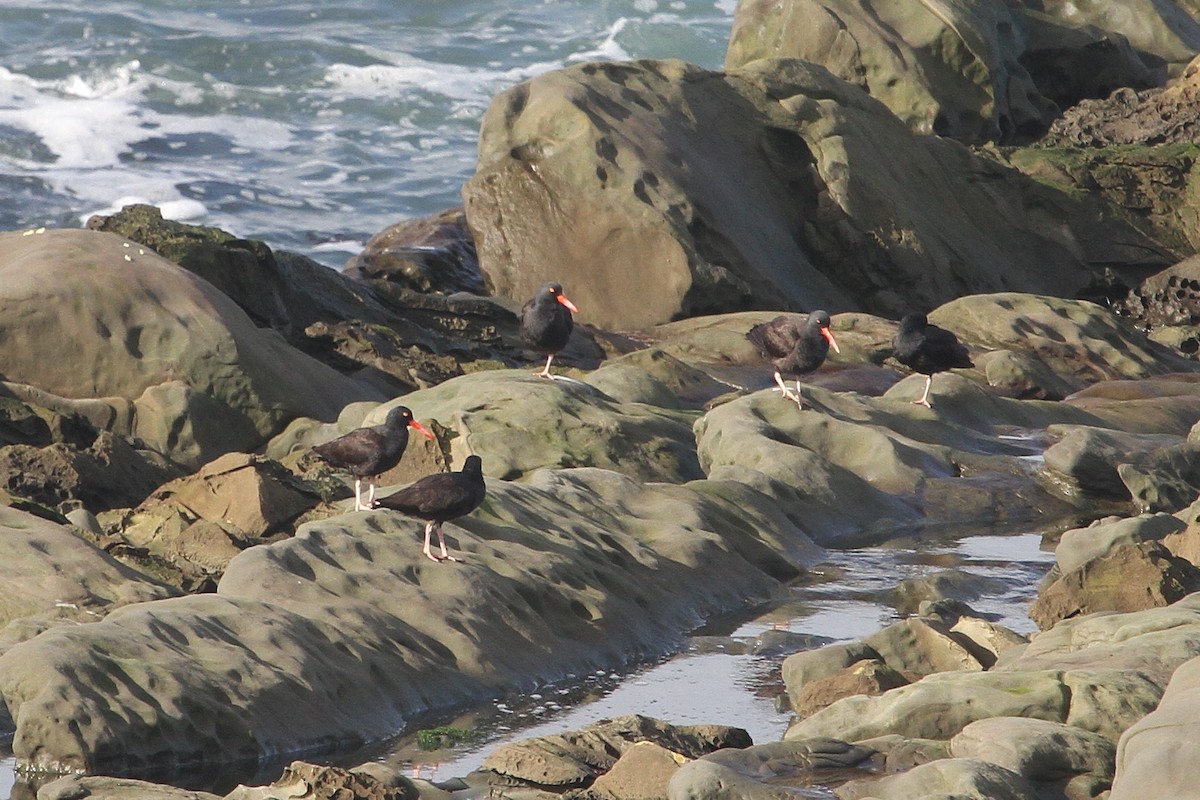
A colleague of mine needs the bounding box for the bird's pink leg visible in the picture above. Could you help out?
[423,521,441,562]
[774,371,803,408]
[366,479,376,507]
[912,375,933,408]
[535,353,556,379]
[353,478,365,511]
[437,524,463,563]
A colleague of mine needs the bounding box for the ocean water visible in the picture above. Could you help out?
[0,0,736,270]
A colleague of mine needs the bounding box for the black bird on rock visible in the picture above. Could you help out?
[746,311,840,409]
[374,455,486,563]
[520,282,579,379]
[890,313,973,408]
[311,405,434,511]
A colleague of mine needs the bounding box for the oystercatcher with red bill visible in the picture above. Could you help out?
[520,282,579,379]
[374,455,486,563]
[746,311,840,409]
[891,313,973,408]
[312,405,434,511]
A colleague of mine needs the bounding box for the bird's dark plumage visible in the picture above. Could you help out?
[311,405,433,510]
[374,455,486,562]
[891,313,973,407]
[520,282,578,378]
[747,310,840,408]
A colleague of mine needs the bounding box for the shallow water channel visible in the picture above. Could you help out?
[0,518,1069,798]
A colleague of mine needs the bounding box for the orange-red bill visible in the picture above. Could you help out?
[557,294,579,314]
[821,327,840,353]
[408,420,436,440]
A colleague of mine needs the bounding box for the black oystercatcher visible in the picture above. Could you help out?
[311,405,434,511]
[374,455,486,563]
[746,311,840,409]
[520,282,579,379]
[890,313,973,408]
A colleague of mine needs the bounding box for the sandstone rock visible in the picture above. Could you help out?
[932,294,1197,385]
[947,617,1029,666]
[482,715,748,791]
[465,58,1149,328]
[365,371,704,484]
[1029,540,1200,629]
[37,774,223,800]
[726,0,1057,143]
[0,431,182,514]
[573,741,686,800]
[1053,512,1188,575]
[87,205,571,396]
[344,208,483,295]
[0,506,177,655]
[783,641,883,712]
[1040,425,1184,501]
[785,669,1071,742]
[668,738,878,800]
[0,228,380,468]
[1118,442,1200,512]
[1048,53,1200,148]
[784,663,1156,745]
[950,716,1115,790]
[0,464,815,775]
[975,348,1082,400]
[790,659,909,718]
[852,734,951,773]
[1111,653,1200,800]
[141,453,323,538]
[999,141,1200,256]
[224,761,417,800]
[1001,593,1200,686]
[862,618,988,678]
[890,569,1010,616]
[835,757,1038,800]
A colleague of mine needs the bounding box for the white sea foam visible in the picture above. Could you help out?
[567,18,633,62]
[0,62,147,168]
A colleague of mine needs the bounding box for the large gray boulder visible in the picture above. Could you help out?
[0,229,380,468]
[464,58,1158,329]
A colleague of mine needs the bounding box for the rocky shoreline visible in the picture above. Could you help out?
[9,1,1200,799]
